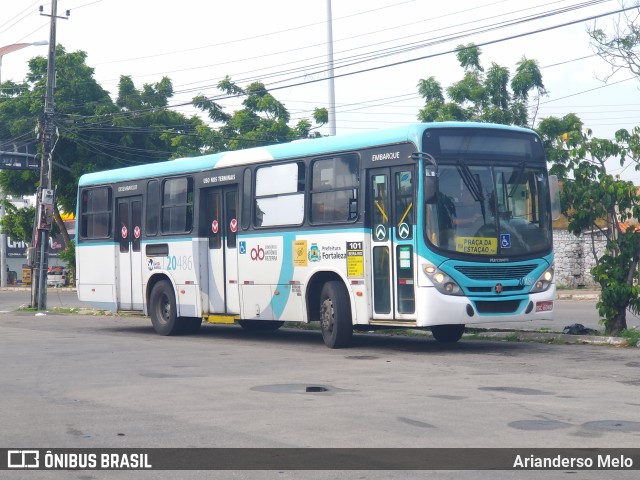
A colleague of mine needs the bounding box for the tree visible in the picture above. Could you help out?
[538,115,640,335]
[417,43,546,127]
[193,76,325,152]
[588,2,640,82]
[1,46,328,253]
[0,47,207,242]
[0,202,36,245]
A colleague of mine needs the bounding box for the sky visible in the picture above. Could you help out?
[2,0,640,180]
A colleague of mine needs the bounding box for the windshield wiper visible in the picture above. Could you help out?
[456,160,483,202]
[508,160,527,198]
[456,160,486,222]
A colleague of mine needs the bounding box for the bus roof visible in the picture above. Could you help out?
[78,122,536,187]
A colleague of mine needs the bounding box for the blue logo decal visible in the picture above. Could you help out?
[500,234,511,249]
[239,241,247,254]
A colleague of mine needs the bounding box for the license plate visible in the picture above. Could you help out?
[535,301,553,312]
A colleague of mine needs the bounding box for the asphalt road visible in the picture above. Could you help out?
[0,287,618,332]
[1,308,639,480]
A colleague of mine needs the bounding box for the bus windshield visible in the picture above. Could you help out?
[425,162,553,257]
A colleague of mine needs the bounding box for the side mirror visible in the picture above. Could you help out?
[424,175,438,204]
[548,175,561,220]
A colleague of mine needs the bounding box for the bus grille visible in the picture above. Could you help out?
[454,264,537,280]
[475,300,521,314]
[467,285,525,293]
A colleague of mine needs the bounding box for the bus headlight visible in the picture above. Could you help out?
[530,264,554,293]
[423,264,463,296]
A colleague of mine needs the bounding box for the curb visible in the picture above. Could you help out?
[0,286,77,292]
[464,329,632,347]
[556,292,599,301]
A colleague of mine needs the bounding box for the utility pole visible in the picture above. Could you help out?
[326,0,336,136]
[32,1,68,309]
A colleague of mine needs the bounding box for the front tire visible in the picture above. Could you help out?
[149,280,181,335]
[319,281,353,348]
[431,324,465,343]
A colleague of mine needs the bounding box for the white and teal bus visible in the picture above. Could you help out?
[76,122,559,348]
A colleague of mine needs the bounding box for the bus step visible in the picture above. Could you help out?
[369,319,417,326]
[205,314,240,324]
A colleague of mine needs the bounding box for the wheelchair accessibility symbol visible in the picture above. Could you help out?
[500,233,511,249]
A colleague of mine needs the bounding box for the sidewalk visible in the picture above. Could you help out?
[556,288,600,301]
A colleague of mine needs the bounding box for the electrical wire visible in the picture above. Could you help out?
[6,1,637,143]
[51,1,627,125]
[0,0,40,35]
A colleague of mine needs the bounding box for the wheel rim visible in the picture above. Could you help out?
[320,298,334,333]
[159,294,171,326]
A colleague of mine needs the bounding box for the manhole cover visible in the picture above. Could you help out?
[305,386,328,393]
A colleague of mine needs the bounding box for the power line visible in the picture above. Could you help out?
[0,0,40,35]
[92,0,420,67]
[167,0,613,98]
[539,75,636,104]
[6,1,637,140]
[170,4,636,112]
[51,1,629,124]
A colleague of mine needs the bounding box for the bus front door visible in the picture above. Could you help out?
[116,195,143,310]
[368,167,416,322]
[203,186,240,314]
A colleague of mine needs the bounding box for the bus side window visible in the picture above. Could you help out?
[80,187,112,239]
[146,179,159,236]
[310,154,359,224]
[161,177,194,234]
[254,162,305,227]
[241,168,252,230]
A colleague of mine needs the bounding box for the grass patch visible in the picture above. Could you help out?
[17,306,110,316]
[621,327,640,347]
[287,322,320,331]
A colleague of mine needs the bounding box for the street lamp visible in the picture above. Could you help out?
[0,41,48,84]
[0,40,48,288]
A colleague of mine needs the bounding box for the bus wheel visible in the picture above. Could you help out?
[149,281,180,335]
[238,320,284,331]
[319,281,352,348]
[431,324,465,343]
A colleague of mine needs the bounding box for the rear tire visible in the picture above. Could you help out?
[319,281,353,348]
[431,324,465,343]
[238,320,284,331]
[149,281,181,336]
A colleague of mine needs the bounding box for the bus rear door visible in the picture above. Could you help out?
[116,195,144,310]
[368,166,416,322]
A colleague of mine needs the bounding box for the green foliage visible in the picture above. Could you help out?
[0,47,326,245]
[417,44,545,127]
[58,240,75,283]
[210,78,324,149]
[538,118,640,335]
[620,327,640,347]
[455,43,483,72]
[0,202,35,244]
[512,57,546,101]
